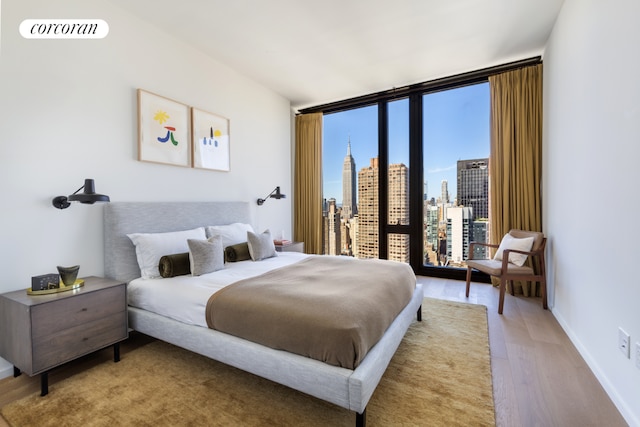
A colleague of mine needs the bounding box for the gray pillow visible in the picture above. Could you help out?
[247,230,277,261]
[187,235,225,276]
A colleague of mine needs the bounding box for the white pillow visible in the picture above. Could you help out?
[127,227,206,279]
[206,223,255,248]
[188,236,225,276]
[493,233,535,267]
[247,229,277,261]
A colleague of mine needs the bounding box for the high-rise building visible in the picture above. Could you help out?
[342,139,357,220]
[357,158,379,259]
[351,216,360,257]
[356,158,410,262]
[340,219,352,255]
[471,219,489,259]
[457,158,489,220]
[388,163,409,226]
[441,180,450,204]
[425,204,439,251]
[325,198,341,255]
[388,163,409,263]
[446,206,473,265]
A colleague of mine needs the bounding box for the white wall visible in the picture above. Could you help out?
[0,1,293,375]
[543,0,640,424]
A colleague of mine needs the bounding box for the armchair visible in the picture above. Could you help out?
[465,229,547,314]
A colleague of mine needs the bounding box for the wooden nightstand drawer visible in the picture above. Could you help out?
[32,311,127,373]
[0,277,128,379]
[31,285,125,338]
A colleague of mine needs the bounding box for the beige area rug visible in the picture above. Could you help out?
[1,298,495,426]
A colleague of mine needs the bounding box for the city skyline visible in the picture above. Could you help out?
[322,82,490,205]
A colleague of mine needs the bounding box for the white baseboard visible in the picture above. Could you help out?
[552,310,639,427]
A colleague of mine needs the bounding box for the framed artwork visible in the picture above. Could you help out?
[191,107,230,171]
[137,89,191,167]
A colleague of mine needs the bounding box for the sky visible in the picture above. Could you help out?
[322,82,490,203]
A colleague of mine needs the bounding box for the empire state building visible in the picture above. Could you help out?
[342,139,357,220]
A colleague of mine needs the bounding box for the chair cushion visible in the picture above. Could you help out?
[493,233,534,266]
[509,229,544,251]
[467,259,534,276]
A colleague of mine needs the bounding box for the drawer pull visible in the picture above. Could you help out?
[80,308,88,312]
[82,337,89,341]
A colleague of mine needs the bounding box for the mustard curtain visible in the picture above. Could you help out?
[488,64,543,295]
[294,113,323,254]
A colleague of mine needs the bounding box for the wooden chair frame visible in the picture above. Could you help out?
[465,232,548,314]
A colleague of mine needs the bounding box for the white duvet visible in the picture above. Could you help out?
[127,252,308,327]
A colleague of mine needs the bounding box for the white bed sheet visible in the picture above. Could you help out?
[127,252,309,327]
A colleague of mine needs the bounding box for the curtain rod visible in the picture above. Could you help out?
[298,56,542,115]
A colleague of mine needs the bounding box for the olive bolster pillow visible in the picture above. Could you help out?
[224,242,251,262]
[158,252,191,278]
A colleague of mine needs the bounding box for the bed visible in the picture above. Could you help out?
[103,202,424,426]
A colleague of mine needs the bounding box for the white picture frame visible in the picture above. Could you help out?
[191,107,230,172]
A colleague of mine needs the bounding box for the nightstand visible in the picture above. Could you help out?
[275,241,305,253]
[0,276,128,396]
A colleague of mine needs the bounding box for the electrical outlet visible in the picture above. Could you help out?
[618,328,630,358]
[635,342,640,370]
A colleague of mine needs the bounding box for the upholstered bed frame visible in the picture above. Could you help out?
[103,202,424,426]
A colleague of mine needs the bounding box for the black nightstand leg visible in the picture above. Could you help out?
[40,372,48,396]
[114,342,120,362]
[13,366,21,377]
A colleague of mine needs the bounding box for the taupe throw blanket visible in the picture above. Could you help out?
[206,256,416,369]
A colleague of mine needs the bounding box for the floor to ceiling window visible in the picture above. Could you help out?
[320,83,489,278]
[422,83,490,271]
[308,58,543,279]
[386,98,410,263]
[322,105,378,258]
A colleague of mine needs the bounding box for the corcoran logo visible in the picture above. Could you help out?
[19,19,109,39]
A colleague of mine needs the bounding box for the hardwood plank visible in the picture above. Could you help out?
[491,357,521,427]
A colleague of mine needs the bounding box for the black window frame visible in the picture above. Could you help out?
[303,57,541,281]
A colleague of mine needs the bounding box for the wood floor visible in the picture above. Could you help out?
[421,277,627,427]
[0,277,628,426]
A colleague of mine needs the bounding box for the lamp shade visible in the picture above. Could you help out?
[52,178,110,209]
[67,179,110,204]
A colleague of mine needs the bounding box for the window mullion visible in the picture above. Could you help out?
[378,101,388,260]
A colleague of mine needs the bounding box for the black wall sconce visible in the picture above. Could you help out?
[257,186,286,205]
[52,179,110,209]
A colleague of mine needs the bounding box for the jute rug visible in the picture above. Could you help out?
[1,298,495,426]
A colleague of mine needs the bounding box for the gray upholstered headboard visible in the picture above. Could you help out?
[104,202,251,283]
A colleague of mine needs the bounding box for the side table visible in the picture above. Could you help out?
[0,276,128,396]
[274,241,305,253]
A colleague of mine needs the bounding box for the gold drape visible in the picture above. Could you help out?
[294,113,323,254]
[488,64,543,295]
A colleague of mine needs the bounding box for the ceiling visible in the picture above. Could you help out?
[108,0,564,111]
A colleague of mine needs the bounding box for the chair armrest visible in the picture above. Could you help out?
[503,246,542,258]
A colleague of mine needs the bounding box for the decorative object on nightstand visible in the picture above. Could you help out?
[0,276,128,396]
[30,273,60,291]
[27,278,85,296]
[29,267,85,295]
[52,178,110,209]
[57,265,80,286]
